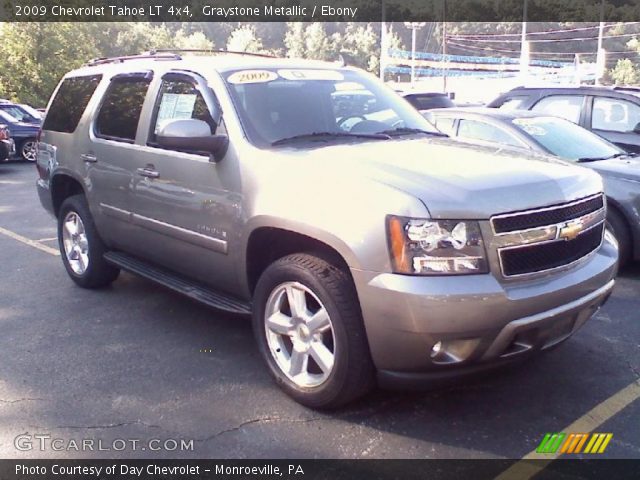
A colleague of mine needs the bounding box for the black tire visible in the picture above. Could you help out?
[17,138,37,162]
[57,194,120,288]
[252,253,375,409]
[606,207,631,267]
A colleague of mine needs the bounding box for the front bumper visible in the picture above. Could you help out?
[351,236,618,387]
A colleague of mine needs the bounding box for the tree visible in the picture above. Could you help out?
[609,58,638,85]
[226,25,263,53]
[284,22,306,58]
[304,23,334,61]
[0,23,100,106]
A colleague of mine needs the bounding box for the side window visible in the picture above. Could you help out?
[458,119,522,147]
[43,75,102,133]
[149,78,216,145]
[591,97,640,133]
[497,96,528,111]
[531,95,584,124]
[95,78,150,142]
[433,117,456,136]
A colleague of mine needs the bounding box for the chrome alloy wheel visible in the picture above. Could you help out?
[21,140,37,162]
[61,211,90,275]
[264,282,336,388]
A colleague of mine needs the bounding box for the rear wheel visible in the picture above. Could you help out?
[18,138,36,162]
[253,253,375,409]
[58,195,120,288]
[606,207,631,267]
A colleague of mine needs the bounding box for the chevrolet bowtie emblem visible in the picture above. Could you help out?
[558,220,584,241]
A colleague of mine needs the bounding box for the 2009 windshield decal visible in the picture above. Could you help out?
[227,70,345,85]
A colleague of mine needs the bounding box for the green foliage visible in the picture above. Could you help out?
[0,23,99,106]
[0,23,215,106]
[226,25,264,53]
[609,58,638,85]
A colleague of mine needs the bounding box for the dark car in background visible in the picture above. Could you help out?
[487,86,640,154]
[398,89,455,112]
[427,107,640,265]
[0,102,42,125]
[0,110,40,161]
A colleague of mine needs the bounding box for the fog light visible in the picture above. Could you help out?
[429,338,481,365]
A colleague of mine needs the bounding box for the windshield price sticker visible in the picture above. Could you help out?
[227,70,278,84]
[278,69,345,81]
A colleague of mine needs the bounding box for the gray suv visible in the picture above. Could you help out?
[36,52,618,408]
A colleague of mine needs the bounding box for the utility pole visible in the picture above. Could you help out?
[404,22,426,86]
[380,1,387,80]
[442,2,447,93]
[596,0,605,85]
[519,0,529,82]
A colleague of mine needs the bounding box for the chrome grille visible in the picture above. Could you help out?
[491,194,605,277]
[492,195,604,234]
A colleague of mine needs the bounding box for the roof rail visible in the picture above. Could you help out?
[86,53,182,67]
[149,48,276,59]
[613,86,640,92]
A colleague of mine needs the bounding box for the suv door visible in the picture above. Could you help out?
[128,71,240,293]
[85,72,152,251]
[588,96,640,153]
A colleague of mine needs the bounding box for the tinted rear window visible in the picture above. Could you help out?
[43,75,102,133]
[95,78,150,142]
[405,94,455,110]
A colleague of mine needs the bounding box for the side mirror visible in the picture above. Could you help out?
[156,119,228,162]
[632,122,640,133]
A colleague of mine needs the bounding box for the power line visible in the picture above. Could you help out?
[447,31,640,43]
[448,22,640,38]
[447,40,639,56]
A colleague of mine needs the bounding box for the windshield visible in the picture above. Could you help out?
[0,105,38,123]
[19,104,43,119]
[512,116,624,161]
[221,68,439,147]
[0,110,18,123]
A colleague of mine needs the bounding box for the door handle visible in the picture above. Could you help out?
[81,153,97,163]
[136,167,160,178]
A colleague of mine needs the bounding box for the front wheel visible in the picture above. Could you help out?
[58,195,120,288]
[253,253,375,409]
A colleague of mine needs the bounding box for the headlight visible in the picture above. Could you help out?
[387,216,488,275]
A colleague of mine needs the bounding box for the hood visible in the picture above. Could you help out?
[588,156,640,183]
[273,137,603,219]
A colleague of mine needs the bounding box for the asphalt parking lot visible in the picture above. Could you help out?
[0,161,639,462]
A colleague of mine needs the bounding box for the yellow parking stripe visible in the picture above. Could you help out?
[0,226,59,256]
[598,433,613,453]
[494,380,640,480]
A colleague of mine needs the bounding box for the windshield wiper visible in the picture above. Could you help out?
[377,127,449,137]
[577,152,630,162]
[271,131,390,146]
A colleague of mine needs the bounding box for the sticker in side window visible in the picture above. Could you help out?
[277,69,344,81]
[227,70,278,84]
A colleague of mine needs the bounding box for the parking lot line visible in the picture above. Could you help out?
[0,226,59,256]
[495,379,640,479]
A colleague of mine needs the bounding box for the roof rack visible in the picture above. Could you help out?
[86,53,182,66]
[613,86,640,92]
[149,48,276,59]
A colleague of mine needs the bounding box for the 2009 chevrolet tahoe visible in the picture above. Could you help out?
[36,51,618,408]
